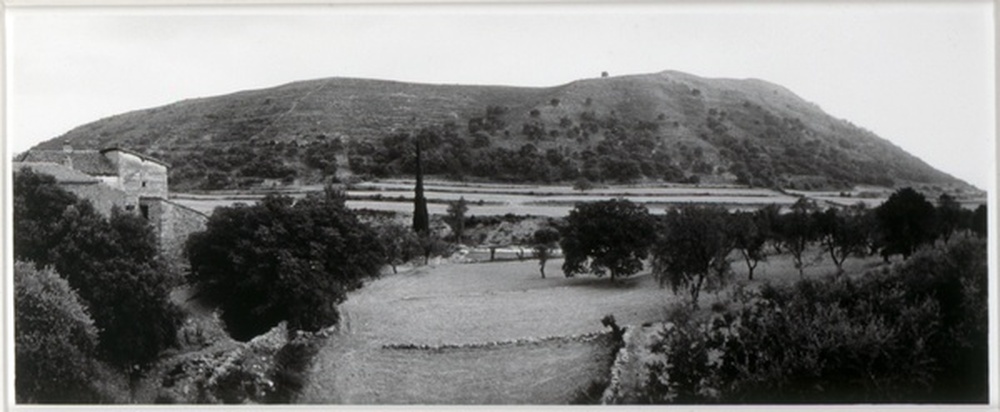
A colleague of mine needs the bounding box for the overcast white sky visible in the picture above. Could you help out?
[5,1,995,189]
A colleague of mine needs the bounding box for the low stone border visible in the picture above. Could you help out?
[382,330,610,351]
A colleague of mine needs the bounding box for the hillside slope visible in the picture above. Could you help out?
[33,70,967,191]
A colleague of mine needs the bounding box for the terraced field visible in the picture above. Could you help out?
[171,181,839,217]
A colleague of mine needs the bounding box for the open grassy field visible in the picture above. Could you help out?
[301,333,616,404]
[299,248,886,404]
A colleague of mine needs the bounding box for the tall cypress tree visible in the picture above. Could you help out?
[412,140,429,234]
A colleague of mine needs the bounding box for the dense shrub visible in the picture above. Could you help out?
[186,189,385,340]
[267,335,326,403]
[875,187,937,259]
[640,237,988,403]
[14,262,126,403]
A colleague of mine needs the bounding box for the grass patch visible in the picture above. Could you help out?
[303,333,616,404]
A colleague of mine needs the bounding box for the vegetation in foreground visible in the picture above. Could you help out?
[13,169,182,402]
[612,237,988,404]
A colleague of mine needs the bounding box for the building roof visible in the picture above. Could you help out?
[17,150,118,176]
[13,162,100,184]
[100,147,171,168]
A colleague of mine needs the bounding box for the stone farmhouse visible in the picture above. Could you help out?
[15,146,208,263]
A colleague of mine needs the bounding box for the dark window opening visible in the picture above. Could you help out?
[142,181,147,188]
[125,205,135,211]
[140,205,149,220]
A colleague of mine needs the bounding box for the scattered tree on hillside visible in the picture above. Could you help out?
[13,169,183,372]
[186,189,385,340]
[445,197,469,244]
[774,198,819,277]
[560,199,656,283]
[532,227,561,278]
[875,187,937,259]
[14,262,124,403]
[652,206,733,307]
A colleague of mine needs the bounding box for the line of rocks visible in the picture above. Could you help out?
[382,330,610,351]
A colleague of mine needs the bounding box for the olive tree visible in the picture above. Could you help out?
[774,198,819,277]
[814,204,869,272]
[532,227,560,278]
[729,211,770,280]
[560,199,656,283]
[651,206,733,307]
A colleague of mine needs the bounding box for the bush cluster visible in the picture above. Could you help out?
[638,237,988,403]
[14,262,128,403]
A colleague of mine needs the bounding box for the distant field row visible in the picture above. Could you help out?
[172,182,896,217]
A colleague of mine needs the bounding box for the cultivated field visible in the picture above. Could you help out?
[170,181,892,217]
[299,250,886,404]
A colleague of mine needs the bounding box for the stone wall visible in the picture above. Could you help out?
[63,182,136,217]
[143,198,209,263]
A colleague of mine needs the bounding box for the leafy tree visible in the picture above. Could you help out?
[53,207,183,370]
[14,262,124,403]
[186,190,385,340]
[12,168,79,264]
[813,205,868,272]
[935,193,963,244]
[471,132,491,148]
[875,187,937,259]
[774,198,819,277]
[445,197,469,244]
[532,227,561,278]
[560,199,656,283]
[573,177,594,192]
[417,232,452,265]
[970,204,987,238]
[729,211,769,280]
[652,206,733,307]
[756,204,785,255]
[14,169,182,371]
[375,221,422,274]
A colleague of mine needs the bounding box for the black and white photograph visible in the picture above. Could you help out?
[4,0,996,407]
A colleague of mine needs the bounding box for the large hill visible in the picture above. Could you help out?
[32,70,969,191]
